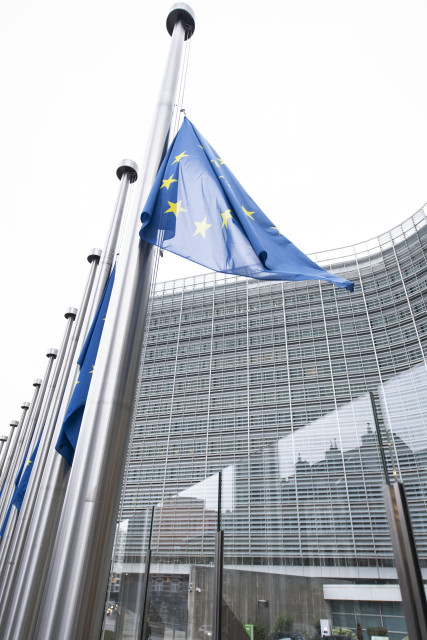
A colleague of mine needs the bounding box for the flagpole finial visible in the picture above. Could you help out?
[9,421,19,428]
[87,248,102,264]
[33,379,42,387]
[167,3,195,40]
[46,348,58,359]
[116,159,138,184]
[0,436,7,442]
[64,307,78,320]
[21,402,30,410]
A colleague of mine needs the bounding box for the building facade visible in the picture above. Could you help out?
[110,206,427,640]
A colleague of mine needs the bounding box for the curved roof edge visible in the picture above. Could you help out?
[310,204,426,268]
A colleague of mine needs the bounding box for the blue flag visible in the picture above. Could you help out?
[12,432,42,512]
[14,443,30,488]
[55,268,116,467]
[0,434,41,536]
[140,118,353,291]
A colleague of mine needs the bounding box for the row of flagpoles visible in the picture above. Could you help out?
[0,5,196,639]
[0,3,357,636]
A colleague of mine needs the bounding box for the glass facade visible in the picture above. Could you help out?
[104,206,427,640]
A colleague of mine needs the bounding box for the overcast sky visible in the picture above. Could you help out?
[1,0,427,433]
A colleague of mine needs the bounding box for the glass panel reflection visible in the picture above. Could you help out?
[103,360,427,640]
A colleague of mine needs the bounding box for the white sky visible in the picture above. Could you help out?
[1,0,427,432]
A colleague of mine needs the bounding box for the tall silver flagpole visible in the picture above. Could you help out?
[0,438,7,470]
[5,162,138,640]
[84,160,138,334]
[0,307,78,627]
[7,402,30,473]
[0,349,57,528]
[0,350,57,588]
[35,6,195,639]
[0,422,18,479]
[0,403,29,488]
[0,308,76,610]
[0,388,40,519]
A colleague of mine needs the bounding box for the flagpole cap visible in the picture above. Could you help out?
[87,248,102,263]
[46,348,58,359]
[21,402,30,411]
[0,436,7,442]
[166,4,195,40]
[65,307,78,320]
[9,420,19,428]
[33,379,42,387]
[116,160,138,184]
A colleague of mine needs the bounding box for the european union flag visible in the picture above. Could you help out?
[55,268,116,467]
[14,443,30,488]
[12,432,42,512]
[0,434,41,537]
[141,118,353,291]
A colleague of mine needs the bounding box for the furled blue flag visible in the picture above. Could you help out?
[55,267,116,467]
[140,118,353,291]
[0,434,41,537]
[12,432,42,512]
[14,443,30,488]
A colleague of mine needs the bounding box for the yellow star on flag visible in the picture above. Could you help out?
[242,206,255,220]
[221,210,233,228]
[210,159,220,168]
[165,201,187,218]
[160,174,178,190]
[193,217,212,238]
[271,226,283,235]
[172,151,188,164]
[90,364,95,374]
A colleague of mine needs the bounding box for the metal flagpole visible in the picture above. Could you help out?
[0,386,40,520]
[0,306,77,613]
[0,422,18,479]
[213,471,224,640]
[35,6,195,639]
[138,506,155,640]
[84,160,138,335]
[383,482,427,640]
[0,250,101,639]
[0,307,78,627]
[0,350,57,528]
[369,391,427,639]
[5,161,138,640]
[0,404,30,493]
[6,402,31,477]
[0,350,57,579]
[0,438,7,471]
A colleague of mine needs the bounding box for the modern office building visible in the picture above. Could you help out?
[109,206,427,640]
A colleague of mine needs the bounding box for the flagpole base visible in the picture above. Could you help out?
[167,3,195,39]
